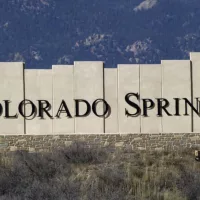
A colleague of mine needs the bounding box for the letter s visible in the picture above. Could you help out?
[125,93,141,117]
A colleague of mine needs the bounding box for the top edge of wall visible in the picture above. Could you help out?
[104,68,117,70]
[190,52,200,59]
[118,64,140,67]
[52,65,73,68]
[161,60,190,64]
[0,62,25,64]
[74,61,104,64]
[139,64,161,66]
[25,68,52,70]
[190,52,200,54]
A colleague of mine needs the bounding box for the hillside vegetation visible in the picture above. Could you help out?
[0,143,199,200]
[2,0,200,68]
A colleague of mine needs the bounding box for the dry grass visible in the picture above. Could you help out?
[0,143,199,200]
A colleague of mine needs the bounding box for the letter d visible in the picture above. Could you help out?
[75,99,91,117]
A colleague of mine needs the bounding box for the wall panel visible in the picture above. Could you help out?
[25,69,53,134]
[161,60,191,133]
[74,61,104,133]
[0,62,24,134]
[104,68,118,133]
[140,64,162,133]
[190,53,200,132]
[118,64,140,133]
[52,65,74,134]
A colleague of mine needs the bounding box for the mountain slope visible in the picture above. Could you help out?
[0,0,200,68]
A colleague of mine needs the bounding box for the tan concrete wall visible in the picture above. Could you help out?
[1,54,200,135]
[74,61,104,133]
[140,64,162,133]
[52,65,74,134]
[118,64,140,133]
[25,69,53,134]
[104,68,118,133]
[190,53,200,132]
[161,60,191,133]
[0,62,24,134]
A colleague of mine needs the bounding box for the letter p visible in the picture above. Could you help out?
[142,99,155,117]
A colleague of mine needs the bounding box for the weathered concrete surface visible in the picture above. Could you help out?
[52,65,74,134]
[104,68,118,133]
[140,64,162,133]
[190,53,200,132]
[118,64,140,133]
[0,62,25,134]
[0,55,200,135]
[74,61,104,133]
[161,60,191,133]
[25,69,53,134]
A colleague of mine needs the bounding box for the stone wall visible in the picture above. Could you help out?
[0,133,200,153]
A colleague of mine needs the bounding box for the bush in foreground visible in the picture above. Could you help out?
[0,143,199,200]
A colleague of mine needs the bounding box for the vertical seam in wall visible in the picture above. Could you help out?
[161,62,163,133]
[139,64,141,134]
[117,65,120,134]
[190,60,194,132]
[23,63,26,135]
[52,67,54,135]
[72,62,76,133]
[117,65,119,134]
[103,63,105,134]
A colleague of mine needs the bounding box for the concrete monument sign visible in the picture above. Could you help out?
[0,52,200,135]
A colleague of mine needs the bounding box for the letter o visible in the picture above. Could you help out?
[18,99,37,120]
[0,103,3,116]
[92,99,109,117]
